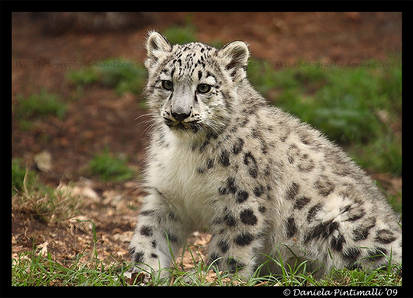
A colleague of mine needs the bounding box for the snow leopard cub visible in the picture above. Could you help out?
[128,31,402,280]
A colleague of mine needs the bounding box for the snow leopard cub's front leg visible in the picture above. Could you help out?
[206,196,267,279]
[129,191,190,279]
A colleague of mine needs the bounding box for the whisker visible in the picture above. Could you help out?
[135,112,156,121]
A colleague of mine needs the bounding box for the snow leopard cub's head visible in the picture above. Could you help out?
[143,31,249,138]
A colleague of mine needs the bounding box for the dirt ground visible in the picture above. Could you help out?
[11,12,402,277]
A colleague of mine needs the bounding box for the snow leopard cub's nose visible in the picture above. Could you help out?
[171,111,190,122]
[171,107,191,122]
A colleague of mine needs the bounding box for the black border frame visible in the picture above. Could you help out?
[3,1,410,297]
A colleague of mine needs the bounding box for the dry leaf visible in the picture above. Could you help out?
[124,181,138,189]
[73,186,100,203]
[37,241,48,256]
[113,231,133,243]
[124,270,151,285]
[103,190,123,206]
[69,215,93,233]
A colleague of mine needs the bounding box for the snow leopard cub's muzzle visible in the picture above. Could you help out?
[161,85,203,133]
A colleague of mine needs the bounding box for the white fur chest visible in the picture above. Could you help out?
[146,133,219,231]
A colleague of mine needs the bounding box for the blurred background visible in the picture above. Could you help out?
[11,12,402,285]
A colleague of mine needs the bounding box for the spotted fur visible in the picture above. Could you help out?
[128,31,402,280]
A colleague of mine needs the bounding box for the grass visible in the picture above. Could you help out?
[349,135,402,177]
[66,58,147,96]
[12,251,130,286]
[12,159,37,196]
[12,159,81,224]
[161,20,224,49]
[14,90,67,120]
[161,15,198,45]
[12,244,402,286]
[209,40,225,49]
[14,90,67,130]
[162,25,197,45]
[88,150,135,182]
[387,192,402,214]
[247,57,402,176]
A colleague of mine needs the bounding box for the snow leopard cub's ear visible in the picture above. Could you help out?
[144,31,172,69]
[217,41,249,82]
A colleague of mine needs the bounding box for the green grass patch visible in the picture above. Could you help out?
[12,246,401,286]
[88,150,135,182]
[247,57,402,175]
[12,229,402,286]
[209,40,225,49]
[374,178,402,214]
[12,250,130,286]
[162,25,197,45]
[12,159,37,196]
[66,58,147,96]
[161,16,197,45]
[14,90,67,123]
[348,134,402,176]
[387,192,402,214]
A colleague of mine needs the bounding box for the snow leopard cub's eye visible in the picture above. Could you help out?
[197,84,211,94]
[161,80,173,91]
